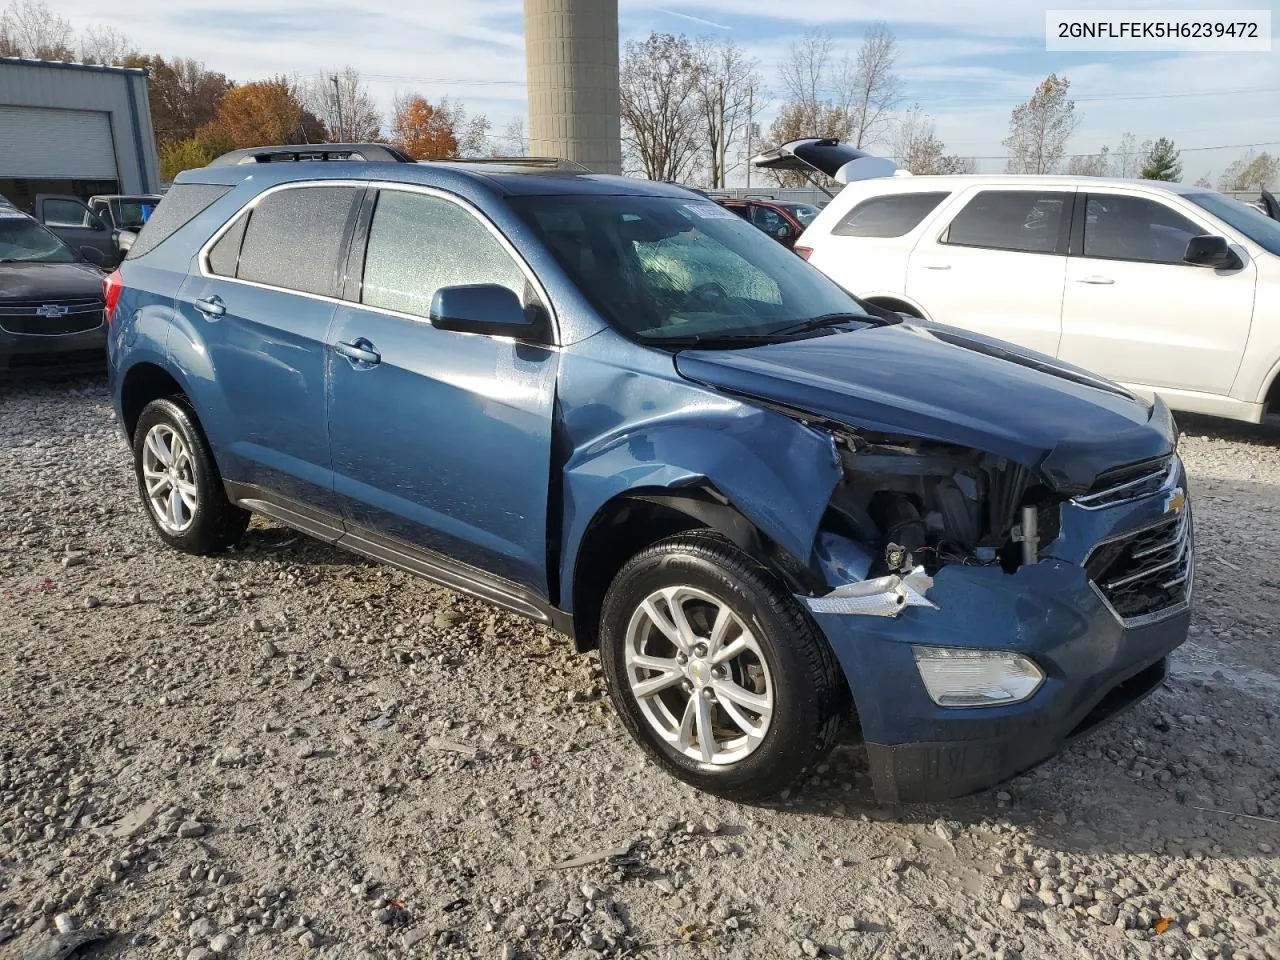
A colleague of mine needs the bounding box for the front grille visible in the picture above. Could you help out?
[1075,456,1174,509]
[1086,510,1191,622]
[0,298,105,336]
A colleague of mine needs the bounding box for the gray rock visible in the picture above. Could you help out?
[177,820,207,838]
[209,932,236,953]
[52,913,77,934]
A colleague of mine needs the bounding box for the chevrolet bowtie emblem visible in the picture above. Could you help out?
[1164,487,1186,514]
[36,304,69,318]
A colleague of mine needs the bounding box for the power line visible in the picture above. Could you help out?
[955,140,1280,161]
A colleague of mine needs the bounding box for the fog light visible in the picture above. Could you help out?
[911,646,1044,707]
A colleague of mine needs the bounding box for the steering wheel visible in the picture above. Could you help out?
[690,281,730,306]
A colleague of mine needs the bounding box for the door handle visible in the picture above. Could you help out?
[193,295,225,318]
[920,263,951,271]
[335,338,381,368]
[1077,276,1115,285]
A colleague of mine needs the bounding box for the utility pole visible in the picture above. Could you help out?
[330,75,343,143]
[745,87,753,189]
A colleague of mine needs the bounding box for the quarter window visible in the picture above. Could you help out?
[206,214,248,278]
[128,183,231,259]
[944,190,1070,254]
[235,186,359,297]
[361,190,529,319]
[833,192,949,238]
[1083,195,1203,264]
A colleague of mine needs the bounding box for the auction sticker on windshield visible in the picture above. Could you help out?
[684,202,739,220]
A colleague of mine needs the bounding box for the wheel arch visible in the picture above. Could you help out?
[567,486,822,653]
[119,360,190,442]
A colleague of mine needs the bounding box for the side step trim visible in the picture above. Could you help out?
[223,480,573,636]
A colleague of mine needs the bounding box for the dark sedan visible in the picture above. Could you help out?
[1,209,107,377]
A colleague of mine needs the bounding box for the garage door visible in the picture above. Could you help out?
[0,106,118,179]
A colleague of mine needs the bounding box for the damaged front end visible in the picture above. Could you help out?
[805,428,1061,616]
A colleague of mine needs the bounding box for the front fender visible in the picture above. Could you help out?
[556,341,842,612]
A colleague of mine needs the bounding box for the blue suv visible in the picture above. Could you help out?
[106,145,1192,803]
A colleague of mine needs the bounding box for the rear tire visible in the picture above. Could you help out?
[600,531,844,802]
[132,398,249,555]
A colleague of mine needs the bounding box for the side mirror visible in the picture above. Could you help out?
[116,231,136,253]
[1183,235,1241,270]
[78,245,105,266]
[429,283,537,337]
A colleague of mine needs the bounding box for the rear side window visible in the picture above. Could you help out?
[361,189,528,318]
[943,190,1071,254]
[127,183,231,259]
[235,186,359,297]
[833,192,949,238]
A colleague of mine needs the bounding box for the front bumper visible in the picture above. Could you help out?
[811,464,1192,804]
[0,325,107,377]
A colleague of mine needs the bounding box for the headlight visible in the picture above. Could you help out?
[911,645,1044,707]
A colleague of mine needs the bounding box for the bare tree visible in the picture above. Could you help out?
[495,117,528,157]
[1002,73,1078,175]
[1218,152,1279,192]
[778,30,832,109]
[1,0,74,59]
[1112,132,1150,178]
[694,38,761,188]
[79,24,135,65]
[301,67,381,142]
[1066,146,1111,177]
[891,105,969,175]
[619,32,703,182]
[835,23,903,149]
[1194,173,1213,188]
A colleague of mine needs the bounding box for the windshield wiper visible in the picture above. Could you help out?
[767,312,870,337]
[648,333,788,348]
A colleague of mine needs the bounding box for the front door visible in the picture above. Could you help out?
[327,186,558,594]
[175,182,362,514]
[35,194,115,265]
[907,187,1073,356]
[1058,191,1256,396]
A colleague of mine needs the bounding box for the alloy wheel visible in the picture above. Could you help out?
[140,423,198,533]
[624,585,773,765]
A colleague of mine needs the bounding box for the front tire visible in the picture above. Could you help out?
[600,532,844,802]
[132,398,249,554]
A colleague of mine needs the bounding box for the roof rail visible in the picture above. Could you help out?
[438,156,592,173]
[208,144,416,166]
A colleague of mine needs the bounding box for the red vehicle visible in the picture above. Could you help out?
[714,197,821,251]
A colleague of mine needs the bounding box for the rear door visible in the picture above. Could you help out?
[326,185,559,594]
[906,187,1073,356]
[35,194,115,265]
[1058,190,1256,395]
[176,181,363,515]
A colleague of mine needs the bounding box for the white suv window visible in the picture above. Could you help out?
[943,190,1070,254]
[833,192,949,238]
[1083,194,1201,264]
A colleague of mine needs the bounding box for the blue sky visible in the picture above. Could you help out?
[49,0,1280,183]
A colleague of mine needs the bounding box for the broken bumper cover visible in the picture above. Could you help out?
[809,557,1189,803]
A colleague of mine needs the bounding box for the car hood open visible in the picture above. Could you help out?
[674,322,1176,493]
[749,138,901,184]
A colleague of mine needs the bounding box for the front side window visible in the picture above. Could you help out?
[510,194,871,344]
[361,189,529,319]
[833,192,949,238]
[42,199,95,229]
[751,205,785,232]
[235,185,358,297]
[1083,195,1203,264]
[0,214,77,263]
[944,190,1070,254]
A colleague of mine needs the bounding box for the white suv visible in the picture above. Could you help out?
[795,167,1280,423]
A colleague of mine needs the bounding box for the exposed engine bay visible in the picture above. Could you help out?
[823,430,1058,577]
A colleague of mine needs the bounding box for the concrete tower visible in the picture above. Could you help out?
[523,0,621,175]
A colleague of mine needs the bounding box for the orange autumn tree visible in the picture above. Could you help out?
[391,94,459,159]
[205,76,327,149]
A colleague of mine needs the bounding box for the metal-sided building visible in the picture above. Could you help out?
[0,57,160,213]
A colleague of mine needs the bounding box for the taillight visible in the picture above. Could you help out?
[103,269,123,324]
[794,245,813,261]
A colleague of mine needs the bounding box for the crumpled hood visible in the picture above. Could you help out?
[674,322,1176,493]
[0,261,104,301]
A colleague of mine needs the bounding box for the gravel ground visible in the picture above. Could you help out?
[1,377,1278,960]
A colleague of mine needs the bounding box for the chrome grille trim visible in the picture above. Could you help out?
[1087,508,1193,626]
[1074,456,1176,510]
